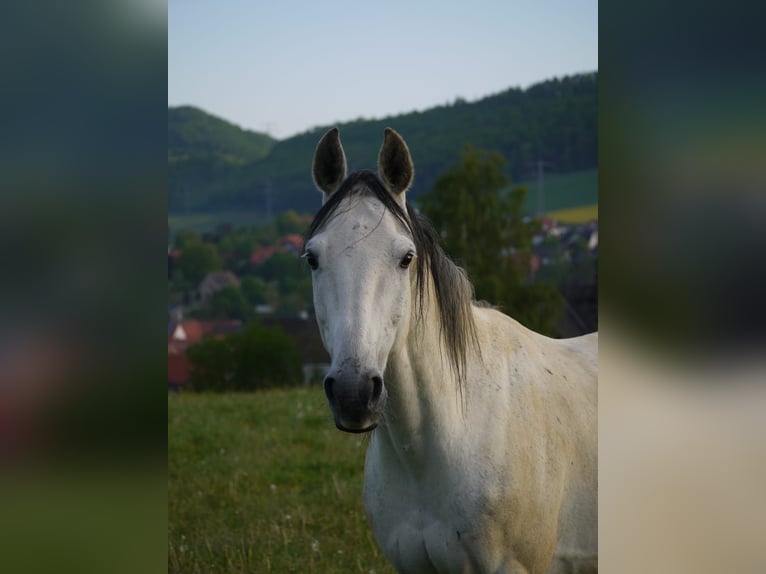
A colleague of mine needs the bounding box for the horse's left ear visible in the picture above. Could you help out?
[378,128,414,196]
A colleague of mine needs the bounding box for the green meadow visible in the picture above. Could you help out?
[519,168,598,215]
[168,389,396,574]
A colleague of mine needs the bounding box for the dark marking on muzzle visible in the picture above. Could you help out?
[323,370,386,433]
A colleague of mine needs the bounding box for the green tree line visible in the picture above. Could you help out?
[186,321,303,391]
[420,146,564,336]
[169,72,597,215]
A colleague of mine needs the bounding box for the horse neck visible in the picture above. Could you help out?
[378,277,465,460]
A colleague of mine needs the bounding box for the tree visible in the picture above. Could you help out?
[419,146,564,336]
[218,230,257,265]
[187,321,303,391]
[209,285,253,321]
[234,322,303,389]
[258,252,303,284]
[240,276,269,306]
[275,210,308,235]
[186,337,237,392]
[176,243,223,285]
[173,229,201,250]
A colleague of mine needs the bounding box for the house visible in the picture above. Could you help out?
[168,353,190,391]
[169,319,243,347]
[198,271,240,302]
[167,319,243,389]
[278,234,304,255]
[169,319,204,346]
[249,234,306,266]
[250,245,278,266]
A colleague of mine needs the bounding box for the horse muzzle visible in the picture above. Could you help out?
[323,369,387,433]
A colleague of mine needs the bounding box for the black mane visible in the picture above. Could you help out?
[305,170,479,386]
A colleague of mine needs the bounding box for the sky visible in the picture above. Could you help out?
[169,0,597,139]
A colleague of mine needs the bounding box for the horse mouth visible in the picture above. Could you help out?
[324,370,387,434]
[334,419,378,434]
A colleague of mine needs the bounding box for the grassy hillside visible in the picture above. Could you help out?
[169,106,276,164]
[518,168,598,215]
[545,204,598,223]
[168,389,395,574]
[169,72,597,216]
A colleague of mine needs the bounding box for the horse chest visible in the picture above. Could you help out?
[364,487,473,574]
[363,452,498,573]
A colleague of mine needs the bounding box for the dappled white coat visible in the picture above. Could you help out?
[366,299,597,574]
[309,127,597,574]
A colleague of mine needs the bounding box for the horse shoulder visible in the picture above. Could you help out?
[469,307,598,571]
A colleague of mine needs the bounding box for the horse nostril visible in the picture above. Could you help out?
[324,377,335,403]
[370,376,383,404]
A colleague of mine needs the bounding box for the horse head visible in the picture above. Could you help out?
[305,128,416,433]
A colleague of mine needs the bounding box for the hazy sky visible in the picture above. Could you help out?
[169,0,597,139]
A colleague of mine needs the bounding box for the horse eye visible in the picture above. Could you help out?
[304,252,319,270]
[399,252,414,269]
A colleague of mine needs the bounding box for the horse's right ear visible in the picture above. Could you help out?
[312,127,347,200]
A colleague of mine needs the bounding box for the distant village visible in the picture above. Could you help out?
[168,213,597,390]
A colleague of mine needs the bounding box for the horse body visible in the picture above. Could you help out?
[307,128,597,573]
[365,303,597,574]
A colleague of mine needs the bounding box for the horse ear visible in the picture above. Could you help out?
[312,127,347,199]
[378,127,414,196]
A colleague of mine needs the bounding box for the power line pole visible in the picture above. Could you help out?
[534,158,556,216]
[537,159,545,216]
[265,179,272,220]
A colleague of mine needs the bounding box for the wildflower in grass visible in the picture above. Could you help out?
[270,484,277,493]
[311,540,320,552]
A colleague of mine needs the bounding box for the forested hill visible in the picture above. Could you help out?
[169,72,597,215]
[169,106,276,163]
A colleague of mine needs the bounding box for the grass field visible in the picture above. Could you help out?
[168,388,396,574]
[519,168,598,215]
[546,203,598,223]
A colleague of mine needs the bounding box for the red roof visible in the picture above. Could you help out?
[171,319,204,344]
[169,319,242,346]
[279,234,304,252]
[200,319,242,338]
[250,235,305,265]
[250,245,277,265]
[540,217,556,232]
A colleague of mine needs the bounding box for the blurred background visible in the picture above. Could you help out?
[166,0,598,394]
[166,3,598,572]
[1,0,764,572]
